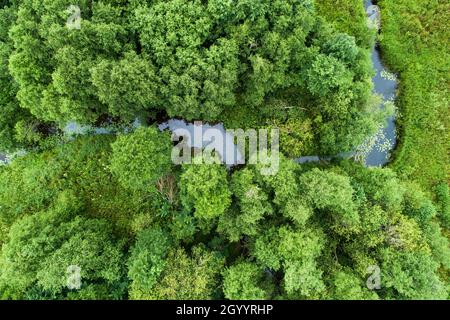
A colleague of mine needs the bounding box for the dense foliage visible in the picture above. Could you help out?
[0,136,448,299]
[0,0,448,301]
[0,0,386,156]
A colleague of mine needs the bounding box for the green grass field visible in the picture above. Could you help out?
[378,0,449,191]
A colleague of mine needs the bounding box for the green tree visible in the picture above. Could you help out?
[0,5,37,152]
[0,192,125,299]
[323,33,359,66]
[403,182,437,225]
[331,270,378,300]
[127,227,171,299]
[435,183,450,228]
[143,246,224,300]
[8,0,131,123]
[422,221,450,270]
[222,262,271,300]
[252,226,283,271]
[91,51,161,121]
[278,226,326,298]
[218,168,272,241]
[134,0,238,121]
[380,248,447,300]
[306,54,352,97]
[110,127,173,192]
[298,168,360,231]
[180,159,231,221]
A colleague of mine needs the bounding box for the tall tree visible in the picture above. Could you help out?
[179,159,231,223]
[110,127,173,192]
[0,191,126,299]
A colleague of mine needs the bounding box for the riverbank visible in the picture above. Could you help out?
[317,0,449,190]
[315,0,397,167]
[377,0,449,190]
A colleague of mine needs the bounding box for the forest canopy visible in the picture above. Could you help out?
[1,0,384,156]
[0,135,448,299]
[0,0,448,301]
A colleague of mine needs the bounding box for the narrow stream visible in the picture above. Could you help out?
[362,0,397,166]
[158,119,244,166]
[296,0,398,166]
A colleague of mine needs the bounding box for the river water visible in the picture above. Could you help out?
[362,0,397,166]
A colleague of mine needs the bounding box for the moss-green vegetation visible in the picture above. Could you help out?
[378,0,449,190]
[315,0,375,48]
